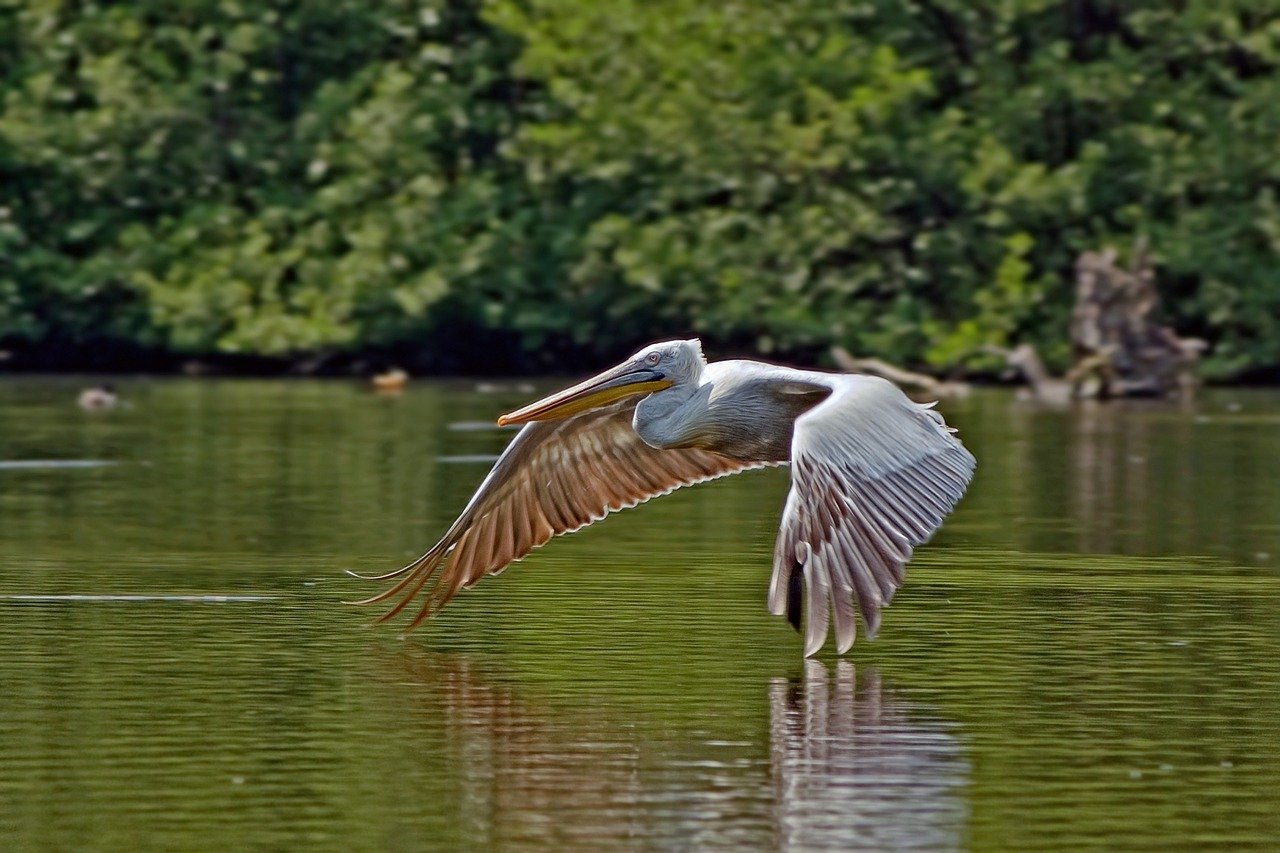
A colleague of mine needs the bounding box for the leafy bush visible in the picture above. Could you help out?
[2,1,1277,374]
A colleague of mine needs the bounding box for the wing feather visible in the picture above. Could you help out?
[804,555,832,657]
[829,569,857,654]
[832,520,884,637]
[356,398,773,630]
[771,375,975,656]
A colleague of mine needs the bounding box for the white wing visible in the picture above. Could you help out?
[768,375,975,656]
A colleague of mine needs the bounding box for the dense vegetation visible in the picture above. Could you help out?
[1,1,1277,375]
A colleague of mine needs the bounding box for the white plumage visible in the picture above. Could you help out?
[353,339,975,656]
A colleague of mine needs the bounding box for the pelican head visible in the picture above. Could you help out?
[498,339,704,426]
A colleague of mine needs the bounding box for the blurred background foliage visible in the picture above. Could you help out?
[1,0,1277,376]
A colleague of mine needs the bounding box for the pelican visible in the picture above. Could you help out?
[353,339,975,655]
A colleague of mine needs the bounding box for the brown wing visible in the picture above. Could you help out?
[767,375,976,656]
[354,398,775,631]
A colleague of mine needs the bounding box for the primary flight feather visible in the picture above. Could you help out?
[352,339,975,656]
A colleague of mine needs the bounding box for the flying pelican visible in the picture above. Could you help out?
[353,339,975,655]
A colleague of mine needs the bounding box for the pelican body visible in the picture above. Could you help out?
[355,340,975,656]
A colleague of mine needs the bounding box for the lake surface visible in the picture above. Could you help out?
[1,377,1278,849]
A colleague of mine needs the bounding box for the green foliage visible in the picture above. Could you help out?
[1,1,1278,373]
[925,232,1053,367]
[1,0,529,358]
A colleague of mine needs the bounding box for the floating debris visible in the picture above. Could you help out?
[78,385,119,411]
[371,368,409,392]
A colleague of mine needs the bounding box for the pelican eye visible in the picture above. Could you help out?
[644,352,661,365]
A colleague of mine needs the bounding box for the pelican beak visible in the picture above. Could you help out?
[497,359,672,426]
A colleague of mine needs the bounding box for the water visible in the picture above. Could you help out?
[1,377,1278,849]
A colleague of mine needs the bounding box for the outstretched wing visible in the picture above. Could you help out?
[355,398,774,631]
[768,375,975,656]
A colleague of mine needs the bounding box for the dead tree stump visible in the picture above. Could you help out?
[1069,240,1203,398]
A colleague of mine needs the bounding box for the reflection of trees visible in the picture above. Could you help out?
[1069,400,1146,555]
[991,390,1255,560]
[387,651,968,849]
[997,389,1280,563]
[769,660,968,851]
[1065,398,1211,556]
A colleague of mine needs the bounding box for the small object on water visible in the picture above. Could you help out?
[78,384,118,411]
[350,338,976,657]
[181,360,214,376]
[372,368,409,392]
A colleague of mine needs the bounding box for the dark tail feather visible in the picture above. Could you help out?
[786,564,803,632]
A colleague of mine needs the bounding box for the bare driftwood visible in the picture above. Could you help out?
[981,343,1115,405]
[982,344,1071,405]
[993,238,1204,402]
[830,347,970,399]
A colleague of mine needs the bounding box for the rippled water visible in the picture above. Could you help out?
[1,377,1278,849]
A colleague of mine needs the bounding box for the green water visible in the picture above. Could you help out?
[1,377,1278,850]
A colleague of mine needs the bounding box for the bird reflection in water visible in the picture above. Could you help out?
[380,652,968,849]
[382,651,646,847]
[770,660,968,850]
